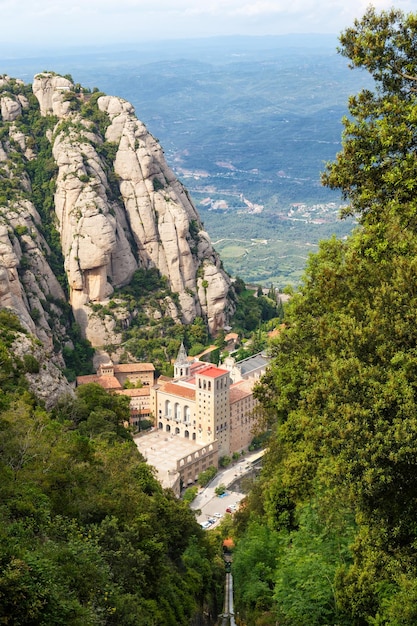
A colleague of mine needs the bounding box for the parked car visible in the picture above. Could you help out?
[200,520,212,529]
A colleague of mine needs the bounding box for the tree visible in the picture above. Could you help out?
[235,9,417,625]
[322,7,417,230]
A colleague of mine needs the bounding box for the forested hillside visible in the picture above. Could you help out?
[0,310,224,624]
[231,8,417,625]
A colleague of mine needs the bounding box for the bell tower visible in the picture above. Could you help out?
[174,342,190,379]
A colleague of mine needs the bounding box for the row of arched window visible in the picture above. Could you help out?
[165,400,191,422]
[158,422,196,440]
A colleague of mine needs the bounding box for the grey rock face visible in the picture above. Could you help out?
[0,72,234,387]
[32,73,233,344]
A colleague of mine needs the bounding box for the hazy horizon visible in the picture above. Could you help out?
[1,0,415,51]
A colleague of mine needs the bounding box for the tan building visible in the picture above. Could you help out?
[152,344,231,457]
[77,361,154,428]
[98,362,155,387]
[229,380,259,454]
[134,430,218,494]
[114,387,152,430]
[151,344,264,459]
[223,352,269,384]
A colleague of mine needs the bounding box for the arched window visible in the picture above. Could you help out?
[192,433,196,441]
[158,422,163,430]
[175,427,180,435]
[165,400,171,417]
[185,430,190,438]
[184,405,190,423]
[166,424,171,432]
[175,402,181,420]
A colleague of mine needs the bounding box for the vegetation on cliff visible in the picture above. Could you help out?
[230,8,417,625]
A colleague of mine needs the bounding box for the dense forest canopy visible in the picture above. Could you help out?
[231,8,417,626]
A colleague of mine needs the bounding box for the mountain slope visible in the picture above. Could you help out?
[0,72,233,356]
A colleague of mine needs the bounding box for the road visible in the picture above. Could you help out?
[190,450,264,526]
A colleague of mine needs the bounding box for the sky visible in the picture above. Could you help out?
[1,0,416,49]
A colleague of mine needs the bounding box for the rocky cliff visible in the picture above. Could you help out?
[0,73,233,377]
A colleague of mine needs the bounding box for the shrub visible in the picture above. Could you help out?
[198,466,217,487]
[23,354,40,374]
[182,486,198,504]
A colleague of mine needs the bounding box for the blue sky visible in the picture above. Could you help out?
[1,0,416,48]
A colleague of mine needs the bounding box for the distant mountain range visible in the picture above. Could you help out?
[3,36,373,286]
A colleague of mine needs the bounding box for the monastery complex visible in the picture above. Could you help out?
[77,345,269,495]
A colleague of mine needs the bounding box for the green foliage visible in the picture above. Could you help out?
[249,430,271,451]
[197,465,217,487]
[219,455,231,468]
[0,337,224,625]
[232,10,417,625]
[23,353,40,374]
[215,484,226,497]
[62,322,94,381]
[152,176,164,191]
[232,522,281,624]
[14,224,28,236]
[231,279,281,337]
[182,486,198,504]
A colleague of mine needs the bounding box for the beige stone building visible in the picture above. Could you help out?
[151,345,262,458]
[134,430,218,494]
[98,362,155,387]
[76,361,154,429]
[229,379,259,454]
[152,344,231,457]
[113,387,152,430]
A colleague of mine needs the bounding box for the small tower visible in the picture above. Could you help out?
[174,342,190,379]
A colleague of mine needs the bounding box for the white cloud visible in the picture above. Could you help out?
[0,0,416,45]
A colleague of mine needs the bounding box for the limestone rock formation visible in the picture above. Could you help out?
[31,73,233,344]
[0,72,234,389]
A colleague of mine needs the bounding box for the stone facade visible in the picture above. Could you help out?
[152,347,262,459]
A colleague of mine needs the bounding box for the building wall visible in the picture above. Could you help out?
[154,388,198,442]
[114,369,154,387]
[98,363,155,387]
[151,365,259,463]
[229,393,258,454]
[195,369,230,456]
[177,441,219,486]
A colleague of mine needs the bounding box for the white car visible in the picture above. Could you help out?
[213,512,222,518]
[200,521,212,530]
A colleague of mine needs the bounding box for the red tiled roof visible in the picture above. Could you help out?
[113,388,150,397]
[196,365,228,379]
[162,382,196,401]
[229,385,252,403]
[76,375,122,390]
